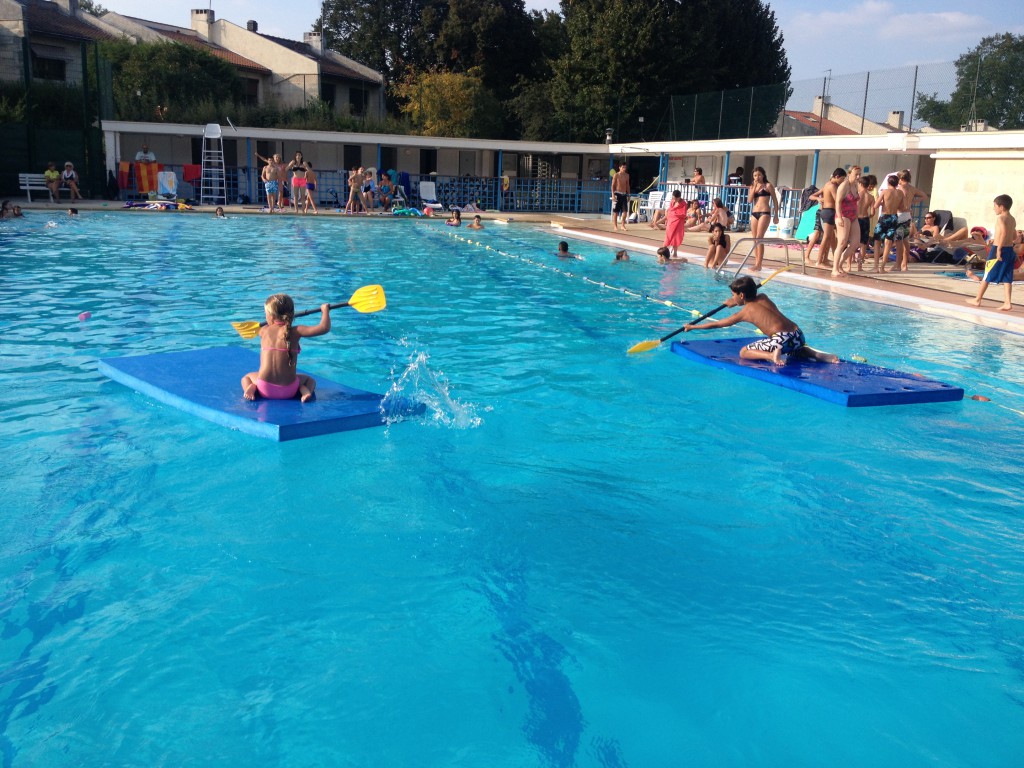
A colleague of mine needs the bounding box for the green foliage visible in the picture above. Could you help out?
[78,0,108,16]
[510,0,789,141]
[916,34,1024,131]
[0,82,27,123]
[99,39,243,121]
[322,0,444,86]
[393,69,504,138]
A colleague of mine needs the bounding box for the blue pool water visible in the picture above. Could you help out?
[2,211,1023,766]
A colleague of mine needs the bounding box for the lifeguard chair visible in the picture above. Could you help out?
[199,123,226,205]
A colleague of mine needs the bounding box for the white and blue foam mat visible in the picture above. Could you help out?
[672,337,965,407]
[99,346,423,440]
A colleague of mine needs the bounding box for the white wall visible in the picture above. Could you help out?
[931,158,1024,230]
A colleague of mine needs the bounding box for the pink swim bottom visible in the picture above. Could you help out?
[255,377,300,399]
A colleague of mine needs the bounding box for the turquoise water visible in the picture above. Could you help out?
[2,211,1023,766]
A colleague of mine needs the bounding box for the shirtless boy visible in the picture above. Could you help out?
[894,170,928,271]
[815,168,846,270]
[611,163,630,232]
[261,160,278,212]
[967,194,1016,311]
[873,175,905,273]
[684,276,839,365]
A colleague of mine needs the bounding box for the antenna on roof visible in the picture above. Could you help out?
[226,117,237,133]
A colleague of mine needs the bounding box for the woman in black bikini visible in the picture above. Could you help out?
[747,166,779,271]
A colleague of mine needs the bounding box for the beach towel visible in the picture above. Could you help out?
[182,164,202,184]
[795,204,819,241]
[157,171,177,198]
[118,161,131,190]
[136,162,162,194]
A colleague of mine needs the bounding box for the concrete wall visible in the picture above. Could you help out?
[197,15,318,110]
[0,0,26,83]
[931,158,1024,231]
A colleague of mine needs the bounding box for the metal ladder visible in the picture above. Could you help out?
[714,237,808,280]
[199,123,226,206]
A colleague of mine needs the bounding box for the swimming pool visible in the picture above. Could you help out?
[2,212,1023,766]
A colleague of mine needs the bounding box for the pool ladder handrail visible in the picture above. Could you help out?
[714,236,808,281]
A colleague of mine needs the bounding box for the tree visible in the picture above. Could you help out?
[521,0,790,142]
[432,0,542,99]
[78,0,108,15]
[321,0,447,85]
[99,40,243,121]
[916,34,1024,131]
[392,69,505,138]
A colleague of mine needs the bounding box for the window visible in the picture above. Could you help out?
[349,87,368,117]
[33,56,66,82]
[244,78,259,106]
[320,82,336,109]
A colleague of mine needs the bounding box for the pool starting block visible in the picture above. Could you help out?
[671,338,964,407]
[99,346,423,440]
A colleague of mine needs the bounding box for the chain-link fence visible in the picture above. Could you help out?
[0,38,105,198]
[667,60,962,141]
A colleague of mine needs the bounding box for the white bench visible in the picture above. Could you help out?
[18,173,60,202]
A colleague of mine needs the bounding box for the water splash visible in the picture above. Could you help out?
[382,348,485,429]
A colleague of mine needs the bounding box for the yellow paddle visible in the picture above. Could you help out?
[627,266,794,354]
[231,284,386,339]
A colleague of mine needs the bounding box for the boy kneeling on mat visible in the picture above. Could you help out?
[684,276,838,365]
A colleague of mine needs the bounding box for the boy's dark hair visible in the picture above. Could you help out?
[557,241,569,252]
[831,167,847,179]
[994,194,1013,210]
[695,167,702,174]
[729,275,758,300]
[656,246,670,259]
[886,174,899,187]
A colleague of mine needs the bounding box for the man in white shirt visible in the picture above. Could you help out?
[135,144,156,163]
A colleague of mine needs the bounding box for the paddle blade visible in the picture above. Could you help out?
[231,320,262,339]
[348,284,386,313]
[628,339,661,354]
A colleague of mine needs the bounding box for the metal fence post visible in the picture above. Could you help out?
[908,65,919,133]
[860,72,870,135]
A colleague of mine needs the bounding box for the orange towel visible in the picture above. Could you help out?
[135,162,162,193]
[118,161,131,189]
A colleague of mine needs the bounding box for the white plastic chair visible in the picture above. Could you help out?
[418,180,444,211]
[637,190,665,222]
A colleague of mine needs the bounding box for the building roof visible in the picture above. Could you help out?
[784,111,858,136]
[24,0,116,42]
[158,29,271,75]
[259,33,379,85]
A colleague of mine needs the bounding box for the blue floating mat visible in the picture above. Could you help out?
[671,338,964,407]
[98,346,423,440]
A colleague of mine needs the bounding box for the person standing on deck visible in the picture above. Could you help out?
[611,163,630,232]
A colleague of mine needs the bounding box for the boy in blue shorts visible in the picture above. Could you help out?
[967,194,1015,312]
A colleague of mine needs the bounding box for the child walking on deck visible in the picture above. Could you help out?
[967,194,1016,311]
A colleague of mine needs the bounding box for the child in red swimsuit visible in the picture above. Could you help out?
[240,294,332,402]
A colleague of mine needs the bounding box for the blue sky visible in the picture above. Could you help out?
[96,0,1017,81]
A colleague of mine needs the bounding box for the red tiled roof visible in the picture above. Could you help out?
[159,29,271,74]
[24,0,116,42]
[784,111,858,136]
[259,33,378,84]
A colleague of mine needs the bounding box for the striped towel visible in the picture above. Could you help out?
[118,161,132,189]
[136,162,162,193]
